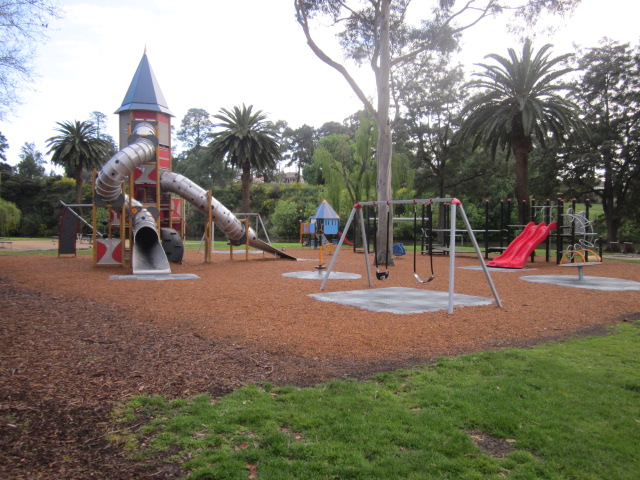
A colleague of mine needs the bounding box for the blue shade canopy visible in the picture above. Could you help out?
[115,52,172,115]
[315,200,339,219]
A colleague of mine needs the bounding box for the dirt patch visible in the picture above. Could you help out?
[467,430,517,458]
[1,247,639,478]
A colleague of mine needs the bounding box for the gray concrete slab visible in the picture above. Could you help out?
[283,271,361,280]
[109,273,200,281]
[309,287,493,314]
[520,275,640,291]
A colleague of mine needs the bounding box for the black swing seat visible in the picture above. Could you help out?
[376,270,389,280]
[414,272,435,284]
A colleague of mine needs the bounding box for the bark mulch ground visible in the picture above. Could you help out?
[1,245,639,479]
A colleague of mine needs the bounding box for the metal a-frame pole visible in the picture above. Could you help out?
[448,202,457,314]
[457,202,502,308]
[358,205,373,287]
[320,204,373,290]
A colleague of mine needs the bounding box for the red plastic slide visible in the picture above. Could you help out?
[337,231,354,246]
[488,222,557,269]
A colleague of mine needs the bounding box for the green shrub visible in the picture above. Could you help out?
[271,200,300,240]
[0,198,21,236]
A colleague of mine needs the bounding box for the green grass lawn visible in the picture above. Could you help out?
[114,322,640,480]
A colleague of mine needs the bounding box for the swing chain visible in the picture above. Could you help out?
[414,201,435,284]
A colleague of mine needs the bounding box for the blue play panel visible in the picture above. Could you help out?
[309,286,493,314]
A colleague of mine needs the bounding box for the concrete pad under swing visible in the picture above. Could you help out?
[283,271,362,280]
[309,286,494,314]
[109,273,200,281]
[520,275,640,291]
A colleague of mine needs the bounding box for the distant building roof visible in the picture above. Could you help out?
[315,200,339,219]
[115,52,172,116]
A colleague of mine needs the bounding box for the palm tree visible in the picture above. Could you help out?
[207,105,281,213]
[47,120,112,203]
[458,40,583,215]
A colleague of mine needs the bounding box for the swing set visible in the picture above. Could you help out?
[372,205,391,280]
[320,198,502,314]
[370,201,434,283]
[413,201,435,284]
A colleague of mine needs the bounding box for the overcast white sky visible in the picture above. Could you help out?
[1,0,638,170]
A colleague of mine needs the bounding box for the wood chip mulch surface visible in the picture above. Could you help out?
[1,245,639,479]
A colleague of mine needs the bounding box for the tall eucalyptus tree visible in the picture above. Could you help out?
[294,0,581,262]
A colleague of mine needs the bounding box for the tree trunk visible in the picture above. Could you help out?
[513,146,529,220]
[511,115,533,222]
[74,164,84,204]
[241,162,251,213]
[602,153,620,243]
[437,157,446,244]
[375,0,394,267]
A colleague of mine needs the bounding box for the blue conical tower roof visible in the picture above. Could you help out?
[315,200,339,219]
[115,52,172,115]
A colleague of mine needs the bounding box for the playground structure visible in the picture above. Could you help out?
[319,198,502,314]
[57,201,101,256]
[379,198,604,267]
[506,198,603,264]
[198,212,273,260]
[487,222,558,269]
[56,52,296,274]
[300,200,340,269]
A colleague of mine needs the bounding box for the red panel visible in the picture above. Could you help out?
[158,113,170,124]
[96,240,107,261]
[134,166,158,185]
[132,111,156,120]
[112,243,122,262]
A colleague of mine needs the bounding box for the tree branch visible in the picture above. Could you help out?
[295,1,377,117]
[390,0,495,68]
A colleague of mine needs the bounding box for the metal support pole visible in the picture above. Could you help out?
[499,200,505,249]
[458,204,502,308]
[320,206,352,291]
[556,198,564,264]
[484,199,490,259]
[359,206,373,287]
[545,198,552,262]
[320,205,373,291]
[448,203,457,314]
[529,198,537,263]
[507,199,513,243]
[258,214,272,244]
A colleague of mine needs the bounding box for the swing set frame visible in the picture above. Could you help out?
[319,198,502,314]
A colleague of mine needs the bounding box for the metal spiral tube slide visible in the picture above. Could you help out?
[160,171,297,261]
[95,122,171,274]
[95,123,296,274]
